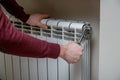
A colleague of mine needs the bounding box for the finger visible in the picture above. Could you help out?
[37,23,48,29]
[40,24,48,29]
[64,58,73,64]
[41,14,50,19]
[66,58,78,64]
[70,60,78,64]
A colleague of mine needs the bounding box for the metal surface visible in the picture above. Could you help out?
[79,24,92,44]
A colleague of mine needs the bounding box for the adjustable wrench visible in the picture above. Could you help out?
[79,25,91,44]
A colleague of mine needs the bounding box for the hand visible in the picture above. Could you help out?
[26,14,50,29]
[59,42,83,64]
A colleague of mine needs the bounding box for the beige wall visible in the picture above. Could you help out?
[16,0,100,80]
[99,0,120,80]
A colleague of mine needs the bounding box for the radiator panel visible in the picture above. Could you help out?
[0,16,91,80]
[0,53,6,80]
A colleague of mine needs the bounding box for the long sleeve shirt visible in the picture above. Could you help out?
[0,0,60,58]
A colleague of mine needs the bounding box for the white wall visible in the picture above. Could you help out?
[99,0,120,80]
[16,0,100,80]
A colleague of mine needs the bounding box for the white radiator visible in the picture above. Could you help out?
[0,16,91,80]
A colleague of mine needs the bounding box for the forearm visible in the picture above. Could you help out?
[0,8,60,58]
[0,0,30,22]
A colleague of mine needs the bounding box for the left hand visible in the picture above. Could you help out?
[26,14,50,29]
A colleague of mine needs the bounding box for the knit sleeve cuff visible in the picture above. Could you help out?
[19,13,30,23]
[47,43,60,59]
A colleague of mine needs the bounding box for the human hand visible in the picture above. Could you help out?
[59,42,83,64]
[26,14,50,29]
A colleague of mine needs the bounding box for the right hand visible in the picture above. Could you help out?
[59,42,83,64]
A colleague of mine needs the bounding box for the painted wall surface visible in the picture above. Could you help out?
[99,0,120,80]
[16,0,100,80]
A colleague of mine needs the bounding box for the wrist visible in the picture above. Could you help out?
[59,45,67,58]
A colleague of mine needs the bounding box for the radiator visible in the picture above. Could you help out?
[0,16,91,80]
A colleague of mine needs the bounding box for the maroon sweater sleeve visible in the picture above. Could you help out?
[0,8,60,58]
[0,0,30,22]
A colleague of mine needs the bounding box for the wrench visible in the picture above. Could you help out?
[79,26,91,44]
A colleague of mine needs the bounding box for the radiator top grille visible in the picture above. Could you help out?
[10,17,90,43]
